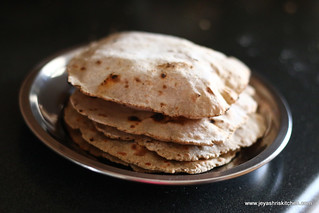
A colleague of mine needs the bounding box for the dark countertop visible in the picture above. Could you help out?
[1,1,319,212]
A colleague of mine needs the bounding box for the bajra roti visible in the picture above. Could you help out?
[67,31,250,119]
[64,103,236,174]
[137,113,266,161]
[91,110,266,161]
[70,86,257,146]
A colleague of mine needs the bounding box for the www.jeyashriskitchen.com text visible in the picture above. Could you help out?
[244,201,313,207]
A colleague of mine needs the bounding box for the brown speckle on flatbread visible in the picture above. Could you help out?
[161,73,166,78]
[160,103,166,107]
[163,85,167,89]
[96,60,102,65]
[100,74,120,86]
[130,125,135,128]
[206,87,214,95]
[80,66,86,71]
[135,77,141,82]
[158,90,163,95]
[157,63,171,69]
[117,152,127,156]
[131,144,137,150]
[124,79,129,88]
[157,62,189,70]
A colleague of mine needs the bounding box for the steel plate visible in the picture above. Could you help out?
[19,47,292,185]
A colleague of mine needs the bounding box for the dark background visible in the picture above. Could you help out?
[1,0,319,212]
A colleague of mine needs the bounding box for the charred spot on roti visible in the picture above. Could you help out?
[111,74,119,80]
[131,144,137,150]
[89,137,94,142]
[80,66,86,71]
[161,73,167,79]
[151,113,165,122]
[163,85,167,89]
[145,162,151,166]
[135,77,141,82]
[96,60,102,65]
[100,73,121,87]
[160,103,166,107]
[128,116,141,122]
[130,125,135,128]
[158,90,163,95]
[150,113,188,125]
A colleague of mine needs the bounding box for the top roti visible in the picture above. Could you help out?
[67,31,250,118]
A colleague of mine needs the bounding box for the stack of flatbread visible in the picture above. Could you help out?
[64,31,266,174]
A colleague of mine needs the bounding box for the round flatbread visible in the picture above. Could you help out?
[64,103,237,174]
[70,86,257,146]
[137,113,266,161]
[67,31,250,118]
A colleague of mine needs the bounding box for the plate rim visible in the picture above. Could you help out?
[19,47,293,185]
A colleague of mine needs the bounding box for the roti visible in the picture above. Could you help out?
[137,113,266,161]
[64,103,237,174]
[70,86,257,146]
[67,31,250,119]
